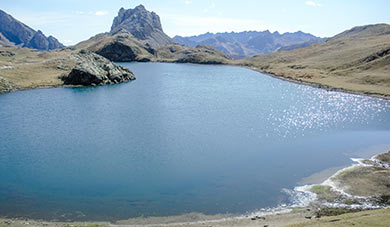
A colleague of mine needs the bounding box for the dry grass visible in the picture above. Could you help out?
[290,208,390,227]
[156,44,232,64]
[237,24,390,97]
[0,47,76,91]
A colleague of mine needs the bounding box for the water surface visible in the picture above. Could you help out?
[0,63,389,221]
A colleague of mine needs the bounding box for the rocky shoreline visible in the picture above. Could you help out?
[0,152,389,226]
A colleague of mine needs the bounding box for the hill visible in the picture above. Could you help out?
[75,5,231,64]
[239,24,390,97]
[174,30,324,59]
[0,9,64,50]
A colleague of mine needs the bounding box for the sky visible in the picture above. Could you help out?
[1,0,389,45]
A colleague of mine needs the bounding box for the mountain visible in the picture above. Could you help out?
[76,5,229,64]
[173,30,324,59]
[0,9,64,50]
[110,5,174,48]
[75,30,155,62]
[239,24,390,96]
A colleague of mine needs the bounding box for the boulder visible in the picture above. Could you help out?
[0,76,17,93]
[62,50,135,86]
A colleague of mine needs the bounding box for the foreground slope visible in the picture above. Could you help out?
[239,24,390,97]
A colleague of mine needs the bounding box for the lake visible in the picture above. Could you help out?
[0,63,389,221]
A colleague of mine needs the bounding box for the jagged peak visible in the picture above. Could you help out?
[134,4,146,10]
[109,5,174,48]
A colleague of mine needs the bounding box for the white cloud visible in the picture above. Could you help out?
[95,11,108,16]
[305,1,323,7]
[184,0,192,5]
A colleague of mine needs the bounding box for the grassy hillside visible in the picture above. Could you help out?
[238,24,390,97]
[0,47,76,92]
[290,209,390,227]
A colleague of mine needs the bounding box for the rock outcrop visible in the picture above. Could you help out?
[156,44,231,64]
[0,76,17,93]
[48,36,64,50]
[0,9,64,50]
[76,30,155,62]
[25,30,49,50]
[110,5,174,48]
[74,5,231,64]
[0,32,14,47]
[61,50,135,86]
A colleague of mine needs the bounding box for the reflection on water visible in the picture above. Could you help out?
[0,63,389,221]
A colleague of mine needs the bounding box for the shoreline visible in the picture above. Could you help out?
[2,61,390,102]
[1,62,390,226]
[240,65,390,101]
[0,151,389,226]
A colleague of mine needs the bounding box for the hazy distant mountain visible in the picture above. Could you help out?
[0,9,64,50]
[174,30,325,59]
[110,5,174,48]
[241,23,390,96]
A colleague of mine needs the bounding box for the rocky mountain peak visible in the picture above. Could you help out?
[0,9,64,50]
[110,5,174,48]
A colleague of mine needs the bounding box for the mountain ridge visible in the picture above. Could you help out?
[239,23,390,96]
[174,30,324,59]
[0,9,64,50]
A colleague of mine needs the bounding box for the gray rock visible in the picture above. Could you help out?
[95,40,144,62]
[110,5,174,48]
[0,32,14,47]
[0,76,17,93]
[0,9,64,50]
[48,35,65,49]
[62,50,135,86]
[0,9,35,45]
[25,30,49,50]
[0,50,15,57]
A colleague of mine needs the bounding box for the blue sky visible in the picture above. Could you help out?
[1,0,389,45]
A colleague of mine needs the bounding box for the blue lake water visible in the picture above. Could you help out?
[0,63,389,221]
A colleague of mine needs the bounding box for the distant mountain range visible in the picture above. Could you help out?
[240,23,390,96]
[0,9,64,50]
[174,31,325,59]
